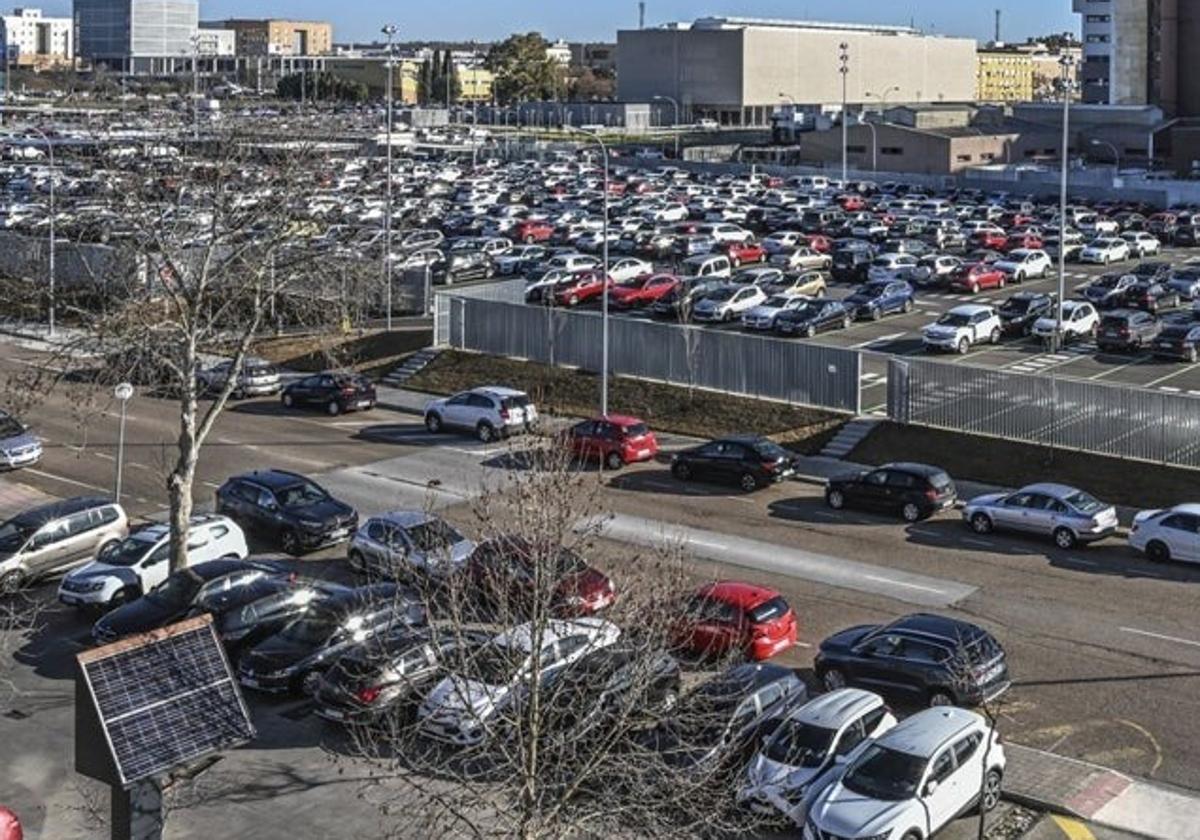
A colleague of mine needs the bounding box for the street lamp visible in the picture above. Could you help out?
[1089,139,1120,173]
[652,95,680,159]
[566,126,611,416]
[381,23,398,331]
[865,85,901,115]
[859,115,878,172]
[113,383,133,505]
[22,127,55,336]
[1054,50,1077,353]
[838,42,850,185]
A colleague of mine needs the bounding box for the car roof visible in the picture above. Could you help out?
[595,414,645,426]
[874,612,991,648]
[1019,482,1090,498]
[474,385,527,398]
[880,462,946,477]
[713,662,797,692]
[373,510,436,529]
[946,304,993,316]
[231,469,312,490]
[875,707,982,758]
[10,496,113,527]
[700,580,781,610]
[1168,503,1200,515]
[492,617,616,652]
[794,688,884,728]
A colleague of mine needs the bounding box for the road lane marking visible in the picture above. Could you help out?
[1051,816,1096,840]
[851,332,904,349]
[963,537,994,548]
[1119,627,1200,649]
[23,467,110,494]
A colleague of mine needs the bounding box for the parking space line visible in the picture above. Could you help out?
[1088,354,1153,380]
[1142,364,1200,389]
[23,467,110,494]
[1120,627,1200,649]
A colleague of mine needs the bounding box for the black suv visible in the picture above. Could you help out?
[815,613,1009,707]
[671,436,798,492]
[215,470,358,555]
[281,372,376,416]
[825,462,957,522]
[831,245,874,283]
[1096,309,1162,353]
[998,291,1056,337]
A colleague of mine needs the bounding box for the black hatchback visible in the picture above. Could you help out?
[815,613,1010,708]
[998,291,1056,337]
[215,469,358,556]
[825,462,956,522]
[281,372,376,416]
[671,436,798,492]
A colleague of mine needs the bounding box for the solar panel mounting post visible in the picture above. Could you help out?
[111,779,163,840]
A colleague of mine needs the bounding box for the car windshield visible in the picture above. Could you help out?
[98,536,157,566]
[764,296,791,308]
[405,520,464,553]
[706,288,736,302]
[764,720,837,767]
[859,283,889,296]
[842,745,927,800]
[280,610,339,644]
[276,481,329,507]
[1001,299,1033,314]
[936,313,972,327]
[1063,490,1105,514]
[146,572,205,609]
[0,519,36,553]
[0,416,23,438]
[622,422,649,438]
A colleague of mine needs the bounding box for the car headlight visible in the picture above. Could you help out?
[84,581,107,593]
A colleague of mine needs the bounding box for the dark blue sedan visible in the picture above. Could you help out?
[844,280,915,321]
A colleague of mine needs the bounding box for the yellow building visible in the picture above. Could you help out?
[219,19,333,56]
[458,68,494,102]
[976,50,1034,103]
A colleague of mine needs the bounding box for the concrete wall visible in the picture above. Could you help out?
[617,28,743,113]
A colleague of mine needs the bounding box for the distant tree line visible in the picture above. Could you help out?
[276,72,368,103]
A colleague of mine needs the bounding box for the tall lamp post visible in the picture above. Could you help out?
[113,383,133,505]
[1054,51,1077,353]
[652,94,680,159]
[23,127,55,335]
[838,42,850,185]
[567,126,611,416]
[381,23,398,331]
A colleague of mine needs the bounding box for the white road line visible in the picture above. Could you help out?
[1142,364,1200,389]
[862,574,945,594]
[1088,355,1154,380]
[23,467,110,494]
[94,452,115,462]
[963,537,994,548]
[851,332,905,349]
[1120,627,1200,649]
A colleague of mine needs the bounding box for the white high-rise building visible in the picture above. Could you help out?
[0,8,72,68]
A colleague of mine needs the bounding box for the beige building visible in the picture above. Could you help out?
[217,19,332,56]
[617,16,977,126]
[976,49,1034,103]
[0,7,71,68]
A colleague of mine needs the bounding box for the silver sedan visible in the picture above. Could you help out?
[962,483,1118,549]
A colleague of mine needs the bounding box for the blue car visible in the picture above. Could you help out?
[0,411,41,470]
[844,280,915,321]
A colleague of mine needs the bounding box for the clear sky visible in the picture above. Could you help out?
[38,0,1080,44]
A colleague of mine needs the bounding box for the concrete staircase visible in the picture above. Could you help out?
[820,418,880,460]
[382,347,442,388]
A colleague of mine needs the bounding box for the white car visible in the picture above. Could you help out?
[770,247,832,272]
[1121,230,1162,257]
[196,357,281,398]
[1079,237,1131,265]
[1031,300,1099,343]
[922,304,1003,354]
[805,708,1005,840]
[708,222,754,245]
[866,253,919,283]
[417,618,621,747]
[1129,504,1200,564]
[993,249,1052,282]
[762,231,805,254]
[691,284,768,322]
[741,295,808,331]
[739,689,897,827]
[606,257,653,284]
[424,386,538,443]
[57,515,248,610]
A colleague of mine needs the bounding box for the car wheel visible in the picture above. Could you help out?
[929,690,955,707]
[805,324,817,338]
[1190,347,1199,364]
[957,337,970,355]
[970,282,980,294]
[477,422,497,443]
[568,294,579,306]
[981,769,1003,813]
[232,387,245,400]
[1005,274,1014,286]
[842,314,852,329]
[604,450,624,471]
[870,306,882,321]
[821,668,847,691]
[827,489,846,510]
[990,327,1001,344]
[280,529,302,556]
[672,461,692,481]
[970,512,993,534]
[1146,540,1171,563]
[739,472,760,493]
[348,550,365,573]
[282,392,294,408]
[108,586,138,610]
[732,256,741,268]
[1053,527,1077,550]
[901,502,922,523]
[902,298,913,314]
[0,569,26,595]
[425,413,443,433]
[326,400,342,417]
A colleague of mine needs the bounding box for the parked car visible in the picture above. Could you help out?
[215,469,358,555]
[207,576,348,652]
[467,536,616,617]
[671,435,798,492]
[1096,309,1162,353]
[1031,300,1099,344]
[0,497,127,594]
[347,512,475,581]
[909,255,962,289]
[825,463,957,522]
[921,304,1003,354]
[963,483,1118,548]
[866,253,918,283]
[197,357,281,399]
[423,386,537,442]
[1166,266,1200,300]
[844,280,915,321]
[432,249,493,283]
[948,261,1006,294]
[997,292,1057,337]
[1079,237,1131,265]
[564,415,659,469]
[805,707,1006,840]
[726,241,766,267]
[741,295,809,331]
[775,298,852,338]
[539,642,683,734]
[738,689,898,825]
[553,270,610,307]
[771,247,832,273]
[281,372,376,416]
[0,410,41,471]
[609,273,679,308]
[1121,230,1162,257]
[1152,320,1200,362]
[58,515,247,611]
[993,248,1051,282]
[238,583,426,694]
[691,284,768,323]
[673,581,798,661]
[649,277,727,321]
[1082,272,1139,309]
[1129,504,1200,564]
[815,613,1010,707]
[1123,278,1181,313]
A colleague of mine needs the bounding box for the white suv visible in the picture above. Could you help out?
[922,304,1002,354]
[805,707,1005,840]
[58,515,248,610]
[424,386,538,443]
[1031,300,1099,344]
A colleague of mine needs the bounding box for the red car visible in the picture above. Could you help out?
[554,271,611,306]
[467,536,616,617]
[1004,233,1043,252]
[609,273,680,308]
[514,220,554,243]
[838,194,866,212]
[673,581,798,661]
[565,414,659,469]
[805,234,834,253]
[726,241,766,267]
[949,262,1006,293]
[974,230,1008,250]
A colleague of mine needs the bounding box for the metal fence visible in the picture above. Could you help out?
[436,287,862,414]
[888,357,1200,467]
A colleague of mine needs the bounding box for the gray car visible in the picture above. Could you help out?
[0,497,129,593]
[348,511,475,580]
[0,410,41,470]
[962,482,1119,549]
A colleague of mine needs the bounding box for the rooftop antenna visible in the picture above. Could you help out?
[639,1,645,29]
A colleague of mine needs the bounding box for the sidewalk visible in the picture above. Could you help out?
[1006,744,1200,840]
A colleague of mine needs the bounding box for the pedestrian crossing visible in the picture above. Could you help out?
[1005,342,1097,374]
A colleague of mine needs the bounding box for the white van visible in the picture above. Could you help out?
[681,254,733,279]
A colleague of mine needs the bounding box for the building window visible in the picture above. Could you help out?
[846,144,867,154]
[980,152,996,161]
[956,154,972,162]
[880,146,903,156]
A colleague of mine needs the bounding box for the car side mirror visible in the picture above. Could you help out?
[924,780,939,798]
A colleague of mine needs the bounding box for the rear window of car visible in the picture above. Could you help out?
[1063,490,1105,514]
[927,471,953,490]
[621,422,648,438]
[501,395,530,410]
[748,596,789,624]
[752,440,790,460]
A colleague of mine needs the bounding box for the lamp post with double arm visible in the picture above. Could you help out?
[567,126,611,415]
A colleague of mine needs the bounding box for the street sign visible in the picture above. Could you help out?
[114,383,134,401]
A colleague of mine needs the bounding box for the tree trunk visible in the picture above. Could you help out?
[167,400,200,574]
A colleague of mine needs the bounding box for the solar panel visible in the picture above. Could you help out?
[76,614,255,788]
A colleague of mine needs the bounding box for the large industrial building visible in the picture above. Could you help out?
[74,0,198,71]
[616,16,977,127]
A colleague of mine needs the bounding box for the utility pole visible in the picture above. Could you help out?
[839,42,850,185]
[1054,50,1076,353]
[382,24,398,330]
